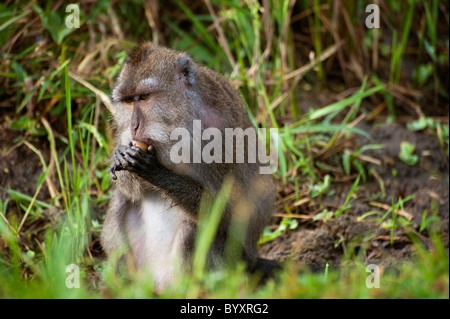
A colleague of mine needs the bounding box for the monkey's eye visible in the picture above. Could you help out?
[139,94,150,101]
[122,97,134,104]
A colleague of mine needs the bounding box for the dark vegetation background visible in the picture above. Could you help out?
[0,0,448,298]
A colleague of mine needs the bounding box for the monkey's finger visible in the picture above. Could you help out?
[112,153,121,166]
[109,164,120,180]
[123,152,139,166]
[114,152,130,167]
[129,146,147,158]
[113,146,126,160]
[126,149,147,162]
[126,147,141,157]
[116,145,130,156]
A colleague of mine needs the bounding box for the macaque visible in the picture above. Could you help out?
[101,42,277,291]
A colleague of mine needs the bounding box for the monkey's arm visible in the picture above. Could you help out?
[110,145,204,218]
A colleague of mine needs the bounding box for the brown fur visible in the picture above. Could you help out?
[102,42,276,291]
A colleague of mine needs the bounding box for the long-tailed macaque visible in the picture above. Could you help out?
[101,42,278,291]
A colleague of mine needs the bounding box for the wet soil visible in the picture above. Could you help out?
[0,127,51,202]
[259,118,449,268]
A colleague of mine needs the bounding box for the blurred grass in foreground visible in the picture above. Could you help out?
[0,0,448,298]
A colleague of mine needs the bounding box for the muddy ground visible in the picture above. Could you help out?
[260,117,449,268]
[0,109,448,271]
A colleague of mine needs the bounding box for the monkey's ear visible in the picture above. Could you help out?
[175,57,196,86]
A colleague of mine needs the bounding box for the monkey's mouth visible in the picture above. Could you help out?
[131,140,155,153]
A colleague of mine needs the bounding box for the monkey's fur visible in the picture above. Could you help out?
[101,42,277,291]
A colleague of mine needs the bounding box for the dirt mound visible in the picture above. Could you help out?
[0,127,51,202]
[259,120,449,267]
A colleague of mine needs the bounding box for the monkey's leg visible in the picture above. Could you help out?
[112,145,204,218]
[248,258,282,283]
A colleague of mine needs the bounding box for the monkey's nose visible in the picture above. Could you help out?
[131,105,142,136]
[133,121,140,132]
[131,112,140,133]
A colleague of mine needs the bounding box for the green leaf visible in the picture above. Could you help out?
[419,209,439,233]
[308,85,384,120]
[342,153,351,175]
[258,217,298,244]
[381,219,398,229]
[313,209,334,222]
[407,116,428,131]
[413,64,433,86]
[288,124,372,141]
[79,122,108,152]
[398,141,418,166]
[33,5,71,44]
[0,10,30,32]
[357,211,383,222]
[101,173,110,192]
[10,116,31,130]
[309,174,331,198]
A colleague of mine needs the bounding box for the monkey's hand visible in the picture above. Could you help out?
[110,145,160,181]
[109,145,204,218]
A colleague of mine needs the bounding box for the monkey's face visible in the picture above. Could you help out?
[111,42,198,171]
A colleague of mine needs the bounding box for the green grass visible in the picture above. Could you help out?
[1,198,448,298]
[0,0,448,299]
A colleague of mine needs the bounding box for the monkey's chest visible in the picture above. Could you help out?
[125,194,188,285]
